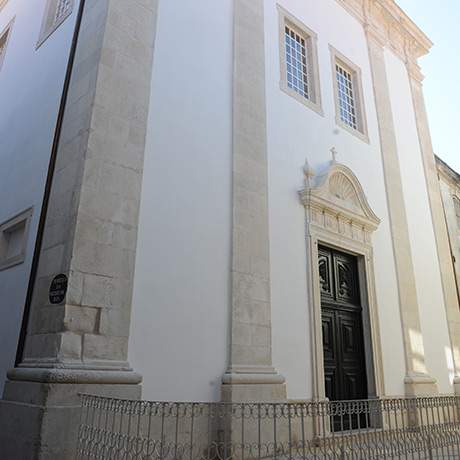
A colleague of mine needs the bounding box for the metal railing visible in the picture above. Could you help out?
[76,394,460,459]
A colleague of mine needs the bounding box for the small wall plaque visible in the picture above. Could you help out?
[49,274,68,305]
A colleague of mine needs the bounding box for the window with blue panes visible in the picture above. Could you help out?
[284,25,310,100]
[336,62,358,130]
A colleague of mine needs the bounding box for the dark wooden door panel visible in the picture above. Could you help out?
[319,249,334,300]
[333,253,360,306]
[324,367,337,402]
[321,309,336,361]
[319,246,369,423]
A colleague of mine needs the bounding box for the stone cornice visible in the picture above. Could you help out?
[436,156,460,191]
[299,161,381,244]
[337,0,432,73]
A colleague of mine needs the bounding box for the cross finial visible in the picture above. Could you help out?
[330,147,338,164]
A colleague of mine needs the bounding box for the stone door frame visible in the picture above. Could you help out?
[300,160,385,401]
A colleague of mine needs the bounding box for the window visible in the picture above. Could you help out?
[336,63,358,130]
[55,0,72,23]
[0,19,13,72]
[285,25,309,99]
[454,196,460,230]
[0,208,33,271]
[278,6,322,114]
[37,0,74,48]
[330,46,368,142]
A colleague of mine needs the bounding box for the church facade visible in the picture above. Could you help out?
[0,0,460,457]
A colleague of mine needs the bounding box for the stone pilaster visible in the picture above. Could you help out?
[406,57,460,393]
[365,29,437,396]
[0,0,159,457]
[221,0,286,402]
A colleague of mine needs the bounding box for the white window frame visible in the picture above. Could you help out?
[278,5,323,115]
[37,0,74,49]
[0,208,33,271]
[330,46,368,142]
[0,18,14,72]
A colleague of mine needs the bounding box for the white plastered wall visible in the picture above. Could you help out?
[130,0,448,402]
[0,0,78,394]
[129,0,233,402]
[265,0,406,399]
[385,48,453,393]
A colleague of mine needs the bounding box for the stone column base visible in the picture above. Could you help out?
[452,377,460,395]
[221,367,287,402]
[0,372,141,460]
[221,382,287,403]
[404,373,438,396]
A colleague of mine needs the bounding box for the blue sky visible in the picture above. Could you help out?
[397,0,460,172]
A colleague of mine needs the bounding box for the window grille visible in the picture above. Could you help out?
[55,0,72,23]
[285,25,309,100]
[37,0,73,48]
[336,62,358,130]
[0,20,12,71]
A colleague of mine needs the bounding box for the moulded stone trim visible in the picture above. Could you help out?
[336,0,432,62]
[299,161,380,233]
[329,45,369,143]
[7,367,142,385]
[366,31,437,395]
[437,157,460,190]
[36,0,75,49]
[224,0,286,402]
[299,159,385,401]
[0,207,33,271]
[277,4,323,116]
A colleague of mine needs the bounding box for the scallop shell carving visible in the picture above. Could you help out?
[328,172,360,208]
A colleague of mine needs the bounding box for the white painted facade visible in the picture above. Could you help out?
[0,0,79,395]
[0,0,457,406]
[264,0,406,399]
[129,0,454,401]
[129,0,233,402]
[385,49,453,394]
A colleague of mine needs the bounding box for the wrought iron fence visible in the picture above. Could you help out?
[76,394,460,459]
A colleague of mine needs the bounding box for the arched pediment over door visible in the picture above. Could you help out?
[299,161,380,244]
[298,158,385,402]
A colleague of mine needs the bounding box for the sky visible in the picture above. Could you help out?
[396,0,460,172]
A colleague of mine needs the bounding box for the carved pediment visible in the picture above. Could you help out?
[329,172,361,210]
[299,160,380,241]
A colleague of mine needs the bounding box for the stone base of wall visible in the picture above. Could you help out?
[404,373,438,396]
[0,379,141,459]
[221,382,287,403]
[452,377,460,395]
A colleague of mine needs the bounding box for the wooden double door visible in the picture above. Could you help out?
[319,246,368,411]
